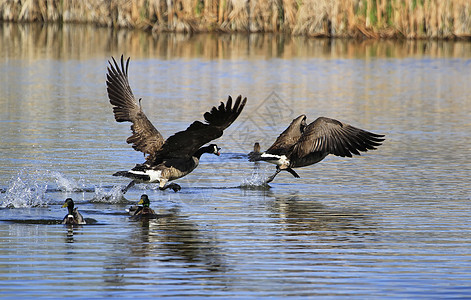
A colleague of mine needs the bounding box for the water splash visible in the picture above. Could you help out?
[50,171,84,192]
[1,170,49,208]
[0,169,91,208]
[240,170,271,190]
[91,184,127,204]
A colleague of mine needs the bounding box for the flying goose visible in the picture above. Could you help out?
[62,198,86,225]
[106,56,247,193]
[249,115,385,183]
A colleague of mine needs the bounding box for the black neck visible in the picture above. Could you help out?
[67,205,74,215]
[194,145,213,159]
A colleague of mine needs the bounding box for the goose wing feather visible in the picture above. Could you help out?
[266,115,306,155]
[292,117,385,159]
[106,55,164,156]
[155,95,247,159]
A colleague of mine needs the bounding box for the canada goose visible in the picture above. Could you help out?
[127,194,157,219]
[61,198,86,225]
[249,115,385,183]
[106,56,247,193]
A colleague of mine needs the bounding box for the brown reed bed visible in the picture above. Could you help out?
[0,0,470,39]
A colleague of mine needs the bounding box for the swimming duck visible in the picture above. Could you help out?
[249,115,385,183]
[127,194,157,219]
[106,55,247,193]
[248,142,261,157]
[61,198,86,225]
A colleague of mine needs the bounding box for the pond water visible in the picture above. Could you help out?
[1,24,470,298]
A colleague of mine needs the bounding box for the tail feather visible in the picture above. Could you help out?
[249,152,284,162]
[113,171,150,182]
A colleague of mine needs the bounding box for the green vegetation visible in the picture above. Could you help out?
[0,0,470,38]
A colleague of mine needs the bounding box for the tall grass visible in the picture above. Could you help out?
[0,0,470,38]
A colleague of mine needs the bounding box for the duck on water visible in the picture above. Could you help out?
[249,115,385,183]
[127,194,158,220]
[62,198,86,225]
[106,56,247,193]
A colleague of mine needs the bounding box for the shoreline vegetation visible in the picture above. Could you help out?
[0,0,470,39]
[2,23,471,60]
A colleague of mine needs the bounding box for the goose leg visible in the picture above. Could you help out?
[265,167,281,184]
[122,180,136,194]
[286,168,300,178]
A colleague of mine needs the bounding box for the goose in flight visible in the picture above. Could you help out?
[106,56,247,193]
[249,115,384,183]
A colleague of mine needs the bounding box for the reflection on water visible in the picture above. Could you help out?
[64,225,82,243]
[0,23,471,298]
[127,207,225,271]
[269,195,376,242]
[2,23,471,60]
[103,207,227,293]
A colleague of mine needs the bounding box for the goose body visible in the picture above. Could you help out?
[61,198,86,225]
[106,56,246,193]
[249,115,384,183]
[114,145,219,191]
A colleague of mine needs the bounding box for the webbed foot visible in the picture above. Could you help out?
[168,183,181,192]
[159,183,181,192]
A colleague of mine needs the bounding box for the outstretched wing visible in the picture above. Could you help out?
[291,117,385,158]
[154,95,247,159]
[266,115,307,155]
[106,55,164,155]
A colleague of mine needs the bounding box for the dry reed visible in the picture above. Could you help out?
[0,0,470,38]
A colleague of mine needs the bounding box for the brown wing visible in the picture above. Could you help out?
[266,115,307,155]
[106,55,164,155]
[291,117,385,158]
[154,95,247,159]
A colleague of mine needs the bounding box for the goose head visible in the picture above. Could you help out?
[194,144,221,159]
[300,115,307,132]
[208,144,221,156]
[293,114,307,133]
